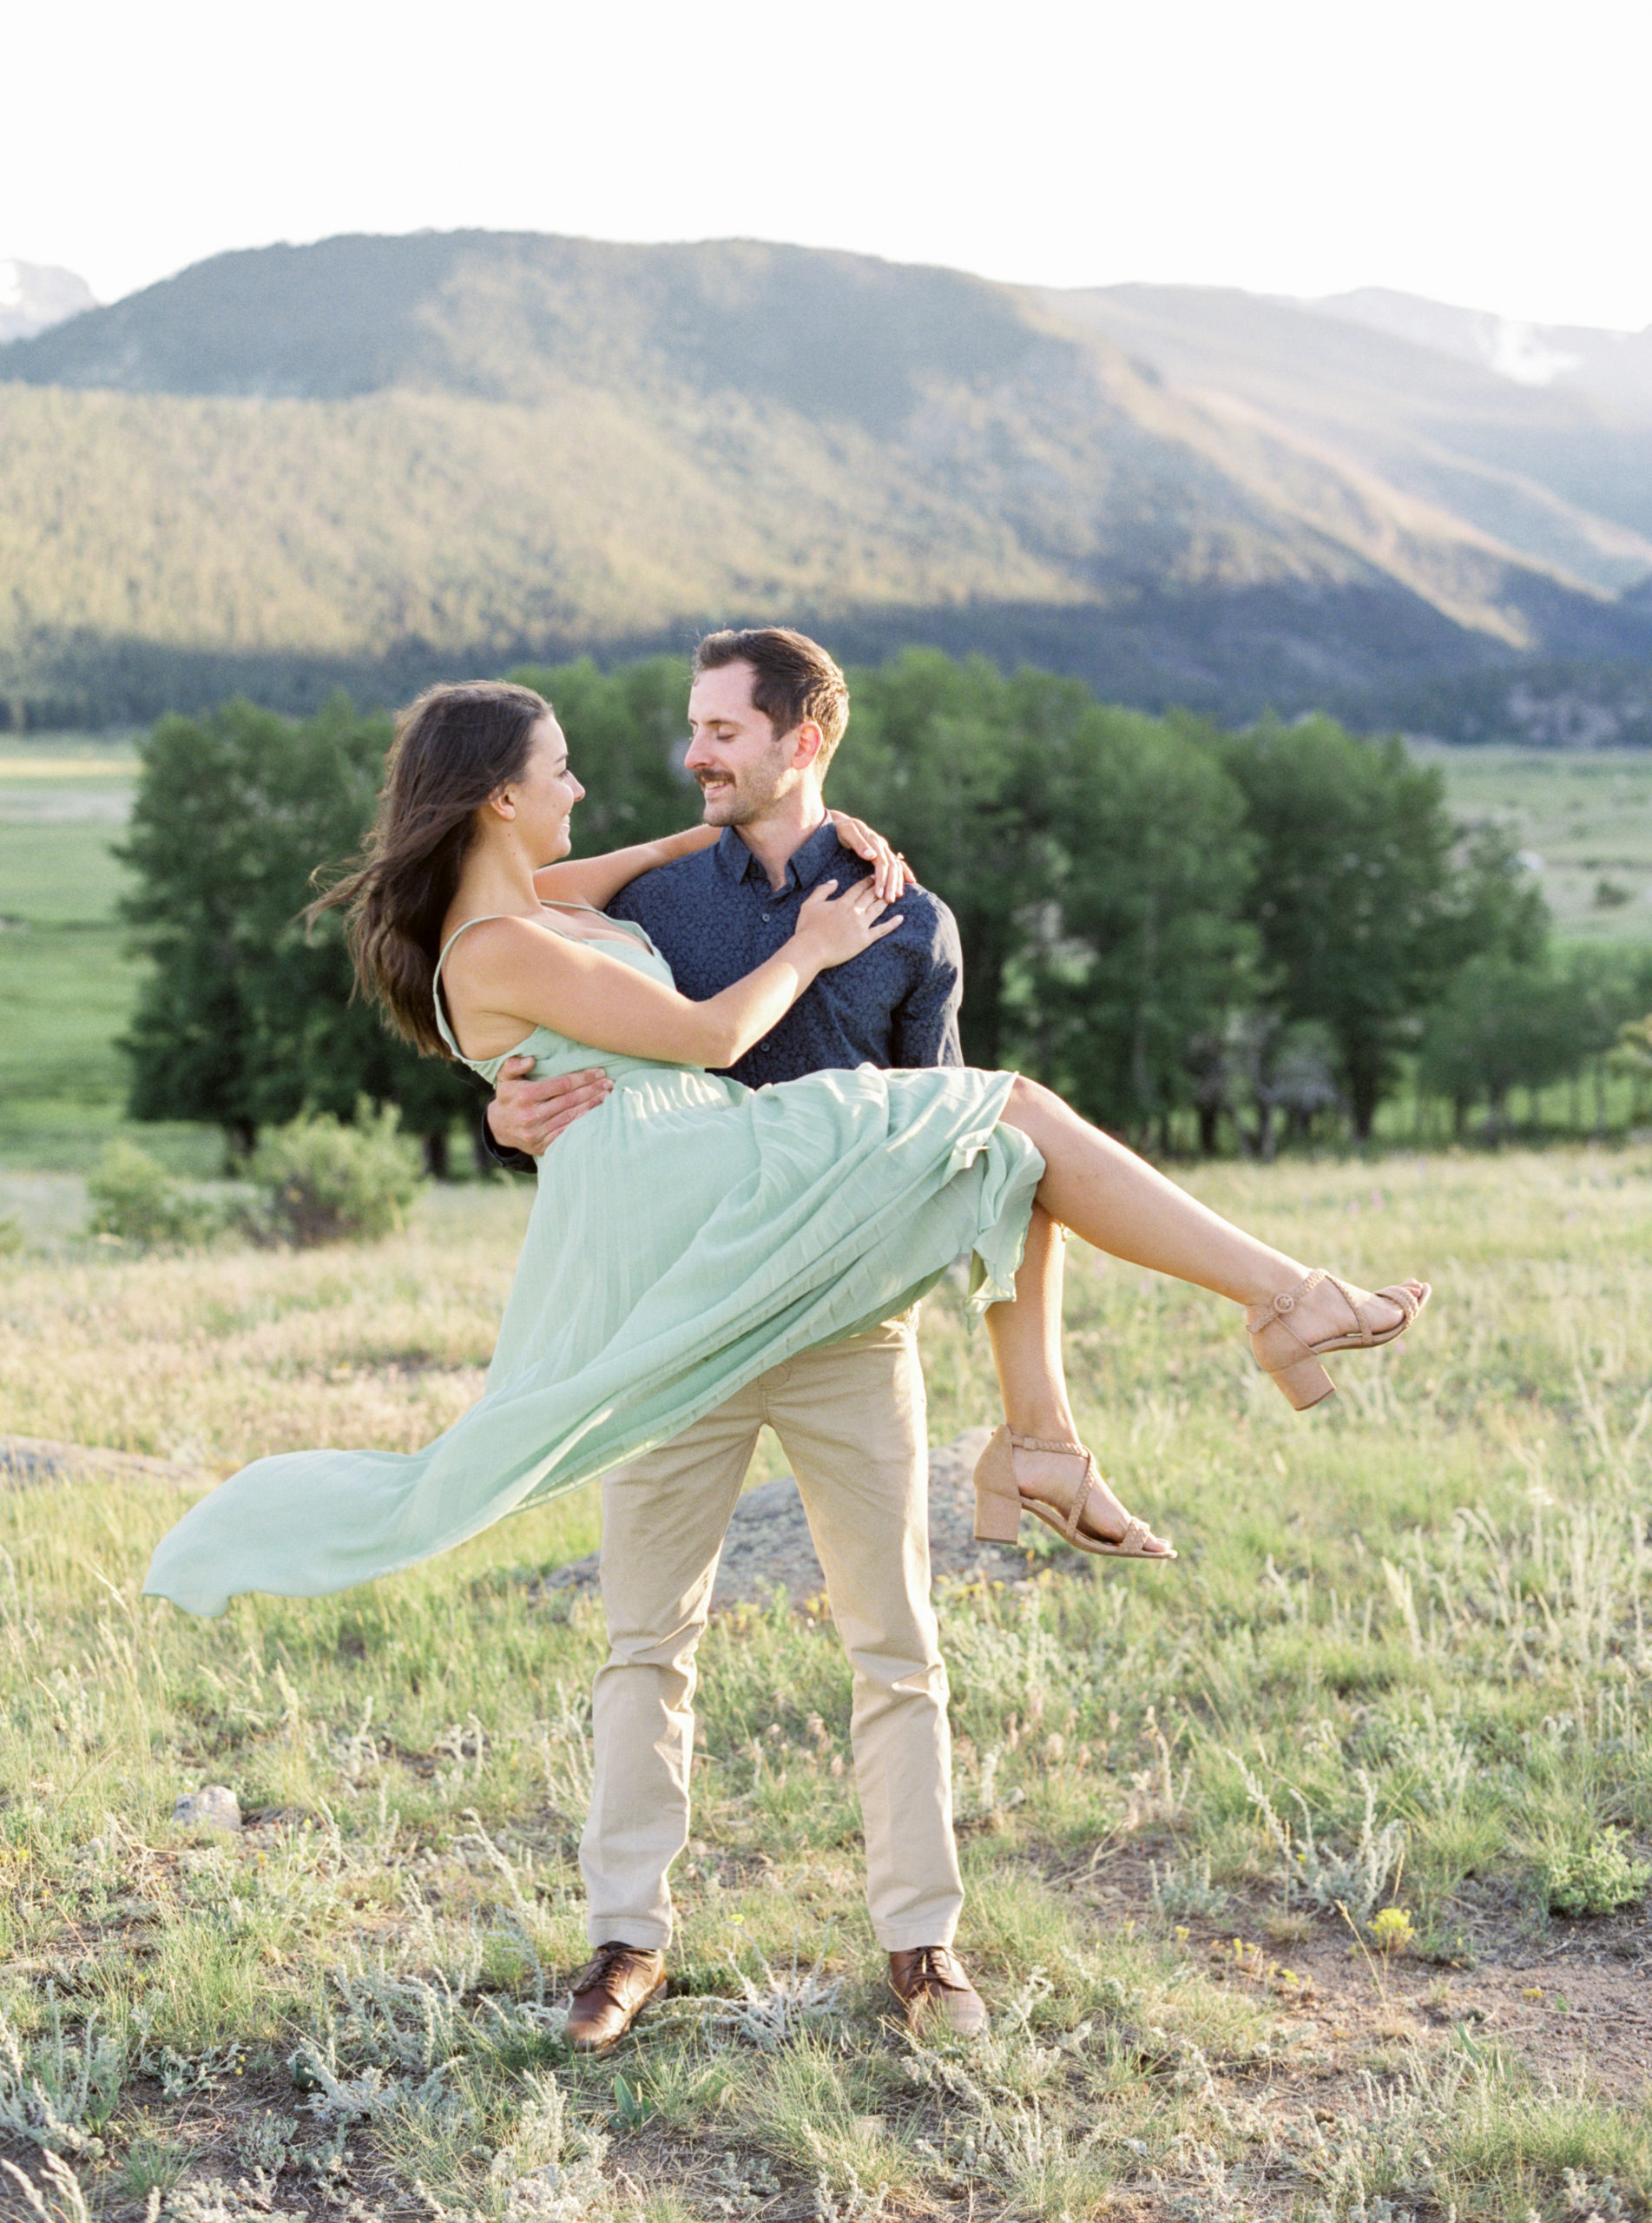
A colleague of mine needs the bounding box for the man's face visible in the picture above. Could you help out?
[684,661,802,827]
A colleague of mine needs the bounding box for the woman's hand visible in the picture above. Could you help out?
[826,811,914,903]
[790,879,904,971]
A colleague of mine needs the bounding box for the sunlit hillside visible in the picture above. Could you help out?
[4,233,1652,726]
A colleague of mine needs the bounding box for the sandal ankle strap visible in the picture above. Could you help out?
[1246,1268,1331,1334]
[1006,1429,1089,1456]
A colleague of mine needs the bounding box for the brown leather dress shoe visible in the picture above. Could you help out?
[566,1942,667,2053]
[887,1946,988,2039]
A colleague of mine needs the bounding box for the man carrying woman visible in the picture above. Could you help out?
[145,630,1427,2050]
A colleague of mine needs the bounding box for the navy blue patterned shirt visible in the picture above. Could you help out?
[607,821,963,1086]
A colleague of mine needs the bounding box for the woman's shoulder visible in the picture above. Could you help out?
[438,908,570,978]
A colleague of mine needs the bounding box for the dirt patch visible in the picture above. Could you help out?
[1080,1838,1652,2102]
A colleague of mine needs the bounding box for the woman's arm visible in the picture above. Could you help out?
[445,881,903,1069]
[532,825,719,913]
[532,810,914,913]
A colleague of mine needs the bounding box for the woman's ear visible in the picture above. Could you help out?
[484,786,517,821]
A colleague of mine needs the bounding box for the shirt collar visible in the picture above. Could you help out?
[714,818,844,894]
[713,828,757,883]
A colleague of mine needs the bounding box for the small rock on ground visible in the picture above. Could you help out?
[537,1427,1042,1612]
[173,1784,242,1834]
[1,1434,201,1487]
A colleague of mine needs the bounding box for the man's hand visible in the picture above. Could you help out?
[826,811,915,903]
[487,1059,611,1157]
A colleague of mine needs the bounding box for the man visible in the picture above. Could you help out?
[487,627,1009,2049]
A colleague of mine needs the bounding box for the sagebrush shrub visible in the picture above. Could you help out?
[245,1105,422,1247]
[83,1142,217,1250]
[1543,1829,1651,1916]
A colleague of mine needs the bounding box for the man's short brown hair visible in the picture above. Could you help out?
[693,628,850,772]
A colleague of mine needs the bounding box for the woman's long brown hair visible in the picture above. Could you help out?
[309,681,551,1057]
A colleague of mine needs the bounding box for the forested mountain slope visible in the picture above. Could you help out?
[3,232,1649,725]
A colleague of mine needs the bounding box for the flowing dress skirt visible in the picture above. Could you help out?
[144,1063,1043,1616]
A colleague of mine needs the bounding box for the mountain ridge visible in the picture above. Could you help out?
[3,231,1650,729]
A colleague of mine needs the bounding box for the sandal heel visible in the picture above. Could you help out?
[1269,1354,1336,1411]
[972,1427,1023,1542]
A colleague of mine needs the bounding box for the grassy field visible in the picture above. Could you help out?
[1412,743,1652,943]
[2,1149,1650,2220]
[0,736,204,1176]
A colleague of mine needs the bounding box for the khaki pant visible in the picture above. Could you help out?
[580,1312,963,1952]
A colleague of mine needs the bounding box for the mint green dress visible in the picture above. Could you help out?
[144,908,1043,1616]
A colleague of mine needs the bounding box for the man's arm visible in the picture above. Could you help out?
[889,897,964,1069]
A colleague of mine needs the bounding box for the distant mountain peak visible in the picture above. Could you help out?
[1308,285,1645,397]
[0,260,95,344]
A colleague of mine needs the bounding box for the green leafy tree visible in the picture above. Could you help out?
[1214,717,1476,1141]
[1438,821,1550,972]
[836,652,1093,1066]
[1019,709,1256,1138]
[1419,955,1599,1141]
[119,696,476,1165]
[839,659,1256,1134]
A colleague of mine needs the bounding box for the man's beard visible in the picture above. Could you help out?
[696,763,786,828]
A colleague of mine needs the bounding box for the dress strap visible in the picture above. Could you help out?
[431,914,517,1059]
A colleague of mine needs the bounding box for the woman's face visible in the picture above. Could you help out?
[502,715,584,862]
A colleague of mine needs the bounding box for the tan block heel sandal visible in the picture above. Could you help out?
[1247,1269,1430,1410]
[972,1426,1175,1559]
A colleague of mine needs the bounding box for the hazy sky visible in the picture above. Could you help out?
[8,0,1647,329]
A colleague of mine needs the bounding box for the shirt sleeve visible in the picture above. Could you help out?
[891,894,964,1069]
[478,1106,537,1176]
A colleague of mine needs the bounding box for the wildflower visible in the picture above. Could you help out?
[1368,1907,1414,1955]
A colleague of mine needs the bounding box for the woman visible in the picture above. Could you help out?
[144,683,1427,1615]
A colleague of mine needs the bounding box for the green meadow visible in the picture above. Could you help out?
[0,739,212,1174]
[3,735,1652,2219]
[1411,743,1652,942]
[3,1151,1651,2219]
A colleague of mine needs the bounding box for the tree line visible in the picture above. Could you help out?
[117,650,1652,1166]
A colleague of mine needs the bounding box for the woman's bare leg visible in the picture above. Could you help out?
[997,1076,1415,1341]
[983,1202,1175,1555]
[975,1079,1419,1557]
[985,1204,1076,1441]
